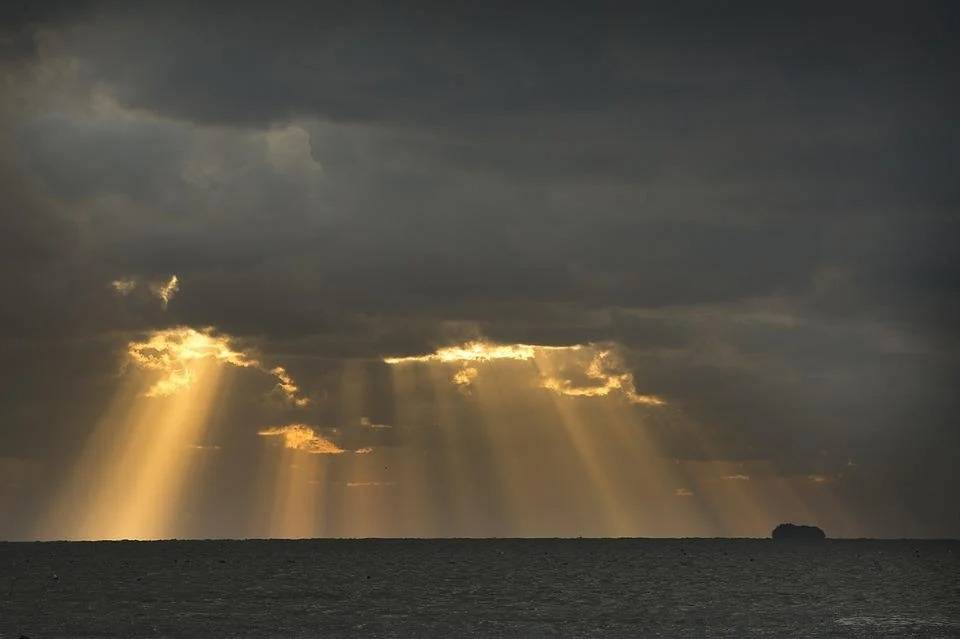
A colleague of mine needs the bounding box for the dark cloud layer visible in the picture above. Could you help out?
[1,1,958,538]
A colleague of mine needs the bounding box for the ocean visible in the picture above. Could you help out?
[2,538,958,637]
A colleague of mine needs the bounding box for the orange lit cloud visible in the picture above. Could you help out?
[540,349,665,405]
[271,366,310,407]
[258,425,347,454]
[675,488,694,497]
[127,327,309,405]
[150,274,180,308]
[385,340,549,390]
[384,341,547,364]
[258,424,373,455]
[452,366,478,392]
[384,340,664,405]
[722,474,751,481]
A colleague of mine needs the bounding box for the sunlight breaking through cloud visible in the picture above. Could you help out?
[384,341,551,364]
[540,350,665,406]
[385,340,664,405]
[127,327,309,405]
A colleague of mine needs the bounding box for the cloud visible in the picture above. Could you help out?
[383,340,665,405]
[674,488,694,497]
[150,274,179,309]
[109,274,181,309]
[0,1,957,538]
[258,424,346,455]
[346,481,395,488]
[271,366,310,407]
[188,444,221,451]
[126,326,309,405]
[451,366,479,392]
[110,278,136,295]
[384,341,545,365]
[386,340,561,391]
[258,425,373,455]
[540,349,665,406]
[722,474,751,481]
[359,417,391,429]
[144,368,194,398]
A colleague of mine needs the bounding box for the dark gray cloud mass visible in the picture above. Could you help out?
[0,1,958,538]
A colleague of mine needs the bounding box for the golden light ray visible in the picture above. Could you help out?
[530,352,639,536]
[322,359,386,537]
[382,339,856,537]
[389,362,448,537]
[423,363,478,535]
[460,363,539,535]
[256,418,384,537]
[264,448,325,539]
[384,340,671,536]
[41,327,310,540]
[593,397,734,537]
[43,359,224,540]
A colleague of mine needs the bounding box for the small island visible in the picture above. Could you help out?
[771,523,826,541]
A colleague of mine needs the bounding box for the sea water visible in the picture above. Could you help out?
[2,538,958,637]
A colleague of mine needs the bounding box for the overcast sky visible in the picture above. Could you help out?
[1,1,958,540]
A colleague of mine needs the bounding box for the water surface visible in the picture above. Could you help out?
[2,538,958,637]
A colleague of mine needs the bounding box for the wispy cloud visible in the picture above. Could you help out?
[359,417,392,429]
[271,366,310,407]
[110,274,180,309]
[110,278,137,295]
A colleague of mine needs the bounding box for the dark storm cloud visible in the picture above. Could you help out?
[1,1,958,536]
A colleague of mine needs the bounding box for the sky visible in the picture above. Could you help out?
[0,1,958,540]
